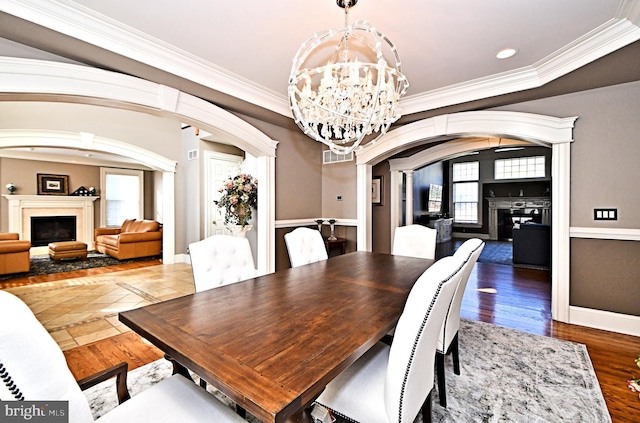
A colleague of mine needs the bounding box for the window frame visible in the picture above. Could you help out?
[99,167,144,227]
[494,155,546,180]
[452,161,480,225]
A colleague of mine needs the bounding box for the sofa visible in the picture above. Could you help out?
[512,223,550,267]
[0,232,31,275]
[95,219,162,260]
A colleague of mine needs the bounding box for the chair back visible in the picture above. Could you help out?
[284,227,328,268]
[392,224,437,260]
[188,235,257,292]
[0,291,95,423]
[437,238,485,352]
[384,255,466,422]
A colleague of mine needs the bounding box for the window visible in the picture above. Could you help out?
[495,156,545,179]
[100,168,144,227]
[452,161,479,224]
[427,184,443,213]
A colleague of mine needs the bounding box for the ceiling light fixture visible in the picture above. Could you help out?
[496,48,518,59]
[288,0,409,154]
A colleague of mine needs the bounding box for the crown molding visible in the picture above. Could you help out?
[3,0,639,119]
[0,0,291,118]
[400,16,640,115]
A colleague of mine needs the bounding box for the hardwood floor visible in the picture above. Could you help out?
[9,257,637,422]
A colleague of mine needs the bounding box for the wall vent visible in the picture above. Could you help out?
[323,150,354,164]
[187,149,198,160]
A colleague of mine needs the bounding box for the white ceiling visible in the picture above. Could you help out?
[66,0,623,97]
[1,0,640,163]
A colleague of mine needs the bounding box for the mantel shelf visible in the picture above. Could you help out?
[3,195,99,201]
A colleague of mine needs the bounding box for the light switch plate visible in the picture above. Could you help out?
[594,208,617,220]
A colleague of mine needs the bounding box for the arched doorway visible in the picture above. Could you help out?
[355,111,576,322]
[0,57,278,273]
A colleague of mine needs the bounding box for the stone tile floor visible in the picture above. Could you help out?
[2,263,195,350]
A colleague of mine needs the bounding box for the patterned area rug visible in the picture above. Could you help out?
[0,252,161,281]
[84,319,611,423]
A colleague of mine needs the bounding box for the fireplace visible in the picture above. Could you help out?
[3,195,98,250]
[30,216,77,247]
[486,197,551,240]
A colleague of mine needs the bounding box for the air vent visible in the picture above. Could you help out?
[187,149,198,160]
[323,150,353,164]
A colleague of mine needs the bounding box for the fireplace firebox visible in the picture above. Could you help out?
[31,216,77,247]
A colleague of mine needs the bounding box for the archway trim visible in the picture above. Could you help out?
[356,111,576,166]
[355,111,577,323]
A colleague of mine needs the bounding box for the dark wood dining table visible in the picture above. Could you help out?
[119,251,434,423]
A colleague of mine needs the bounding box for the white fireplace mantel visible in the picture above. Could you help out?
[3,195,99,250]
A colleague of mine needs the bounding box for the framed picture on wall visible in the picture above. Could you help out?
[372,175,383,206]
[37,174,69,195]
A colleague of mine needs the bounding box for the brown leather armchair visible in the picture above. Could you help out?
[95,219,162,260]
[0,233,31,275]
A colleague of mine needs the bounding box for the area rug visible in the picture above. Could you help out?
[0,251,161,281]
[84,319,611,423]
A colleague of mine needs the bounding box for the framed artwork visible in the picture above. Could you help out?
[37,174,69,196]
[372,175,383,206]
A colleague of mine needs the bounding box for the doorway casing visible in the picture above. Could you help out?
[355,111,576,323]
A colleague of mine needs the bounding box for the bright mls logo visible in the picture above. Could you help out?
[1,401,68,422]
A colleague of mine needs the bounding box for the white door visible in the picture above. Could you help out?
[205,151,243,237]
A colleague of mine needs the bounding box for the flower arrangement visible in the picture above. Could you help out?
[214,173,258,226]
[628,355,640,399]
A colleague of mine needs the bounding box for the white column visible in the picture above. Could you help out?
[404,170,414,225]
[389,170,402,251]
[356,164,372,251]
[162,171,175,264]
[551,141,571,323]
[257,155,276,275]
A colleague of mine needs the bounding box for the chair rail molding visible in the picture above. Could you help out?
[355,111,577,324]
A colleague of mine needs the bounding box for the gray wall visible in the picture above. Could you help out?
[495,80,640,316]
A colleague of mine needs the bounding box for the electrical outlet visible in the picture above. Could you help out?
[337,195,343,201]
[594,208,617,220]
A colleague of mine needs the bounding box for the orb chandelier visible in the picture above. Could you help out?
[288,0,409,155]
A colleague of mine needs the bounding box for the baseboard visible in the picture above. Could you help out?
[569,306,640,337]
[174,253,190,264]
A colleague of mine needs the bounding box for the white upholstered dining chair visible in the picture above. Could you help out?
[392,224,438,260]
[0,290,246,423]
[436,238,485,407]
[188,234,257,292]
[314,255,466,423]
[284,227,328,268]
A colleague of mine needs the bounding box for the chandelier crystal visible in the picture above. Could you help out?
[288,0,409,154]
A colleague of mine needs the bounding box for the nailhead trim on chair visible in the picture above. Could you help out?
[397,259,465,422]
[0,360,24,401]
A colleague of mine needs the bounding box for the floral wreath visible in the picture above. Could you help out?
[214,173,258,226]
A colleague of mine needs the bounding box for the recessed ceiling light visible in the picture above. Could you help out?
[496,48,518,59]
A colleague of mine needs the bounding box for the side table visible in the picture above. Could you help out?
[324,238,346,256]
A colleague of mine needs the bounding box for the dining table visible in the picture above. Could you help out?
[119,251,434,423]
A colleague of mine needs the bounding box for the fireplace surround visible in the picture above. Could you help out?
[3,195,98,251]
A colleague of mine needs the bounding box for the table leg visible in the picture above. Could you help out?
[164,354,194,382]
[285,409,313,423]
